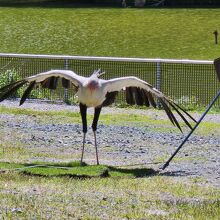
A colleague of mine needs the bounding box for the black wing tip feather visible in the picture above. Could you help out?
[0,80,27,102]
[102,91,118,106]
[124,85,195,131]
[161,98,197,131]
[0,80,23,93]
[125,87,156,107]
[172,102,197,123]
[159,98,183,132]
[171,105,193,130]
[41,76,59,90]
[123,86,195,131]
[19,81,36,105]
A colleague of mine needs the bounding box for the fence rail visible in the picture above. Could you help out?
[0,53,219,108]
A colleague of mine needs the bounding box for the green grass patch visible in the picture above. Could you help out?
[0,7,220,60]
[0,162,24,170]
[0,105,79,118]
[0,161,157,178]
[0,141,31,162]
[197,121,220,136]
[22,166,109,178]
[171,200,220,220]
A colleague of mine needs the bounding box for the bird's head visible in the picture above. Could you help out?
[91,69,105,78]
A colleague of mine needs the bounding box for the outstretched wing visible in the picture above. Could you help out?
[0,70,85,105]
[214,57,220,81]
[103,76,196,131]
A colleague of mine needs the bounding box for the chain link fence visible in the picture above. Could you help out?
[0,53,219,108]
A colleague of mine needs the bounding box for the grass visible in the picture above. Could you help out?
[0,7,220,60]
[0,171,219,219]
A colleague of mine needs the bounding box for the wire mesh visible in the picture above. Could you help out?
[0,54,219,108]
[161,62,219,107]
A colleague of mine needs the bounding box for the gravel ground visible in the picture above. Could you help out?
[0,100,220,188]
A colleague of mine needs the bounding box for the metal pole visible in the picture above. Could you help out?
[161,90,220,170]
[156,61,161,91]
[156,61,161,107]
[64,59,69,103]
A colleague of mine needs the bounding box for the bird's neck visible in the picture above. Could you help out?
[87,78,99,91]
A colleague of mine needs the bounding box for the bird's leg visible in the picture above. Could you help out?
[79,103,87,165]
[81,132,86,165]
[92,107,102,165]
[93,130,99,165]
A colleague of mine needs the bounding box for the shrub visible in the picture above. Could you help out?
[0,69,21,98]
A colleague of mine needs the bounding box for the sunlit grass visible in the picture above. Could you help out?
[0,171,219,219]
[0,7,220,60]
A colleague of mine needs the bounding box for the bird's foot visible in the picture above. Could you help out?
[80,160,84,166]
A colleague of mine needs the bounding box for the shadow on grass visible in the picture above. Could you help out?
[107,166,158,178]
[159,170,197,177]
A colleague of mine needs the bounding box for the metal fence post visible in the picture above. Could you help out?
[64,59,69,103]
[156,61,161,107]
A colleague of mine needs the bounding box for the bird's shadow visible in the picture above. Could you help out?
[107,166,158,178]
[106,166,194,178]
[159,170,197,177]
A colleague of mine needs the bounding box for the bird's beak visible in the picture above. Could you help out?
[99,71,105,77]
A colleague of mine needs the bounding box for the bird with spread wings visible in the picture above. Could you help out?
[0,69,196,165]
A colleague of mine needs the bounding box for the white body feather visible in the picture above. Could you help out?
[77,78,108,107]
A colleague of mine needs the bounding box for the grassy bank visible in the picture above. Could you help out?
[0,7,220,60]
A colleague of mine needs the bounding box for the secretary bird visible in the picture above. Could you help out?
[0,69,196,165]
